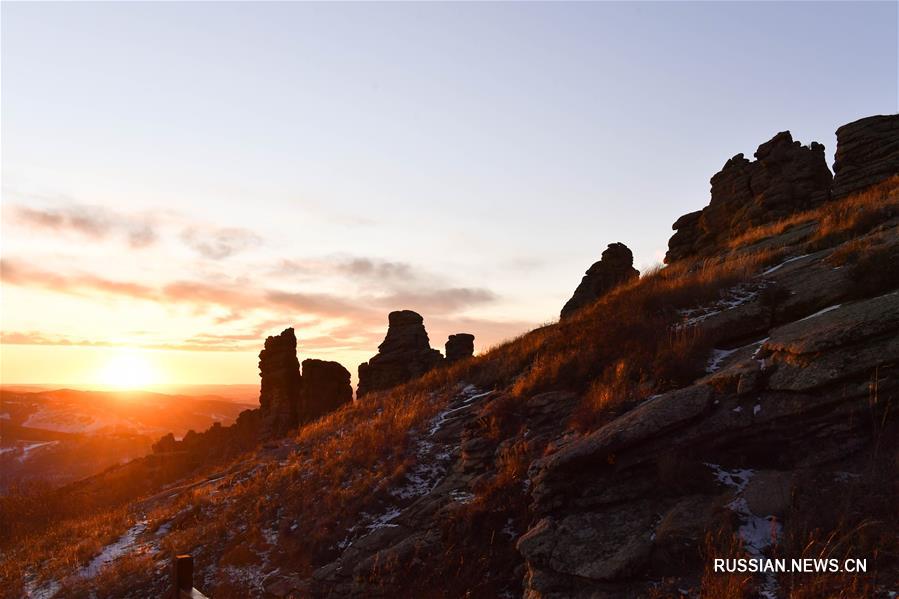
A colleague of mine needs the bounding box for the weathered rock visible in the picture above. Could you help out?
[666,131,832,262]
[761,291,899,392]
[832,114,899,199]
[357,310,444,398]
[445,333,475,363]
[518,503,657,583]
[258,328,303,436]
[300,359,352,420]
[560,243,639,319]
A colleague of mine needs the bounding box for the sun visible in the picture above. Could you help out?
[98,352,158,389]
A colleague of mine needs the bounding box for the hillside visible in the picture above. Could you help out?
[1,114,897,599]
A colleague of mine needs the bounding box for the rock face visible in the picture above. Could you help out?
[301,359,353,419]
[357,310,444,398]
[445,333,475,363]
[832,114,899,199]
[666,131,832,262]
[258,328,353,435]
[258,328,303,436]
[560,243,639,319]
[518,221,899,598]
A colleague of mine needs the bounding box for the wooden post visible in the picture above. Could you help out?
[173,554,193,591]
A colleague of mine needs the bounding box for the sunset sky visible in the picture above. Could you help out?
[2,2,896,388]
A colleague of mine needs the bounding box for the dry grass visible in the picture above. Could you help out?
[697,529,753,599]
[727,175,899,252]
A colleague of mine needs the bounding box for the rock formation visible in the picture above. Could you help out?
[258,328,353,435]
[445,333,475,363]
[357,310,444,398]
[560,242,639,319]
[832,114,899,199]
[666,131,832,262]
[258,328,303,436]
[301,359,353,419]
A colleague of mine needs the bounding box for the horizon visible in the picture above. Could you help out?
[2,1,896,387]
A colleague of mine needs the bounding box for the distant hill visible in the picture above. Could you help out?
[0,387,255,493]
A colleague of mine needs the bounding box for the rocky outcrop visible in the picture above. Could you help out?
[445,333,475,363]
[832,114,899,199]
[300,359,353,419]
[519,222,899,598]
[560,243,639,319]
[666,131,832,262]
[258,328,303,436]
[357,310,444,398]
[258,328,353,434]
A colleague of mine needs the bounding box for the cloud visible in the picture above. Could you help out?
[3,257,499,319]
[264,290,370,320]
[337,258,415,281]
[0,330,258,352]
[12,204,158,248]
[375,287,497,313]
[180,226,263,259]
[1,259,157,299]
[273,256,419,283]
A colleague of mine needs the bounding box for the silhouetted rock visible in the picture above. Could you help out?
[666,131,832,262]
[832,114,899,199]
[151,432,179,454]
[357,310,444,398]
[560,242,639,319]
[258,328,303,436]
[301,359,353,419]
[445,333,475,363]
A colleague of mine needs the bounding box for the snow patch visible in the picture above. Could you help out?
[80,520,147,579]
[16,441,60,462]
[707,464,782,597]
[761,254,810,276]
[449,490,476,504]
[705,464,753,493]
[706,348,739,373]
[796,304,841,322]
[678,283,762,328]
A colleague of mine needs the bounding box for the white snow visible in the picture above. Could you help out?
[705,464,753,492]
[339,385,490,551]
[501,518,517,539]
[16,441,60,462]
[751,338,769,357]
[753,404,762,415]
[449,490,476,504]
[796,304,841,322]
[220,564,267,591]
[706,348,739,373]
[678,283,762,328]
[707,464,782,597]
[833,471,862,483]
[22,577,61,599]
[761,254,810,276]
[80,520,147,578]
[728,498,781,556]
[263,526,279,546]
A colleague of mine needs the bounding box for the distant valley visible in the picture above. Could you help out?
[0,387,255,492]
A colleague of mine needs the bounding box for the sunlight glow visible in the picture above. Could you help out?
[98,352,158,389]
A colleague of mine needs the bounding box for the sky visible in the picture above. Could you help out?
[1,1,897,388]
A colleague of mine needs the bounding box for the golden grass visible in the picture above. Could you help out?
[726,175,899,252]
